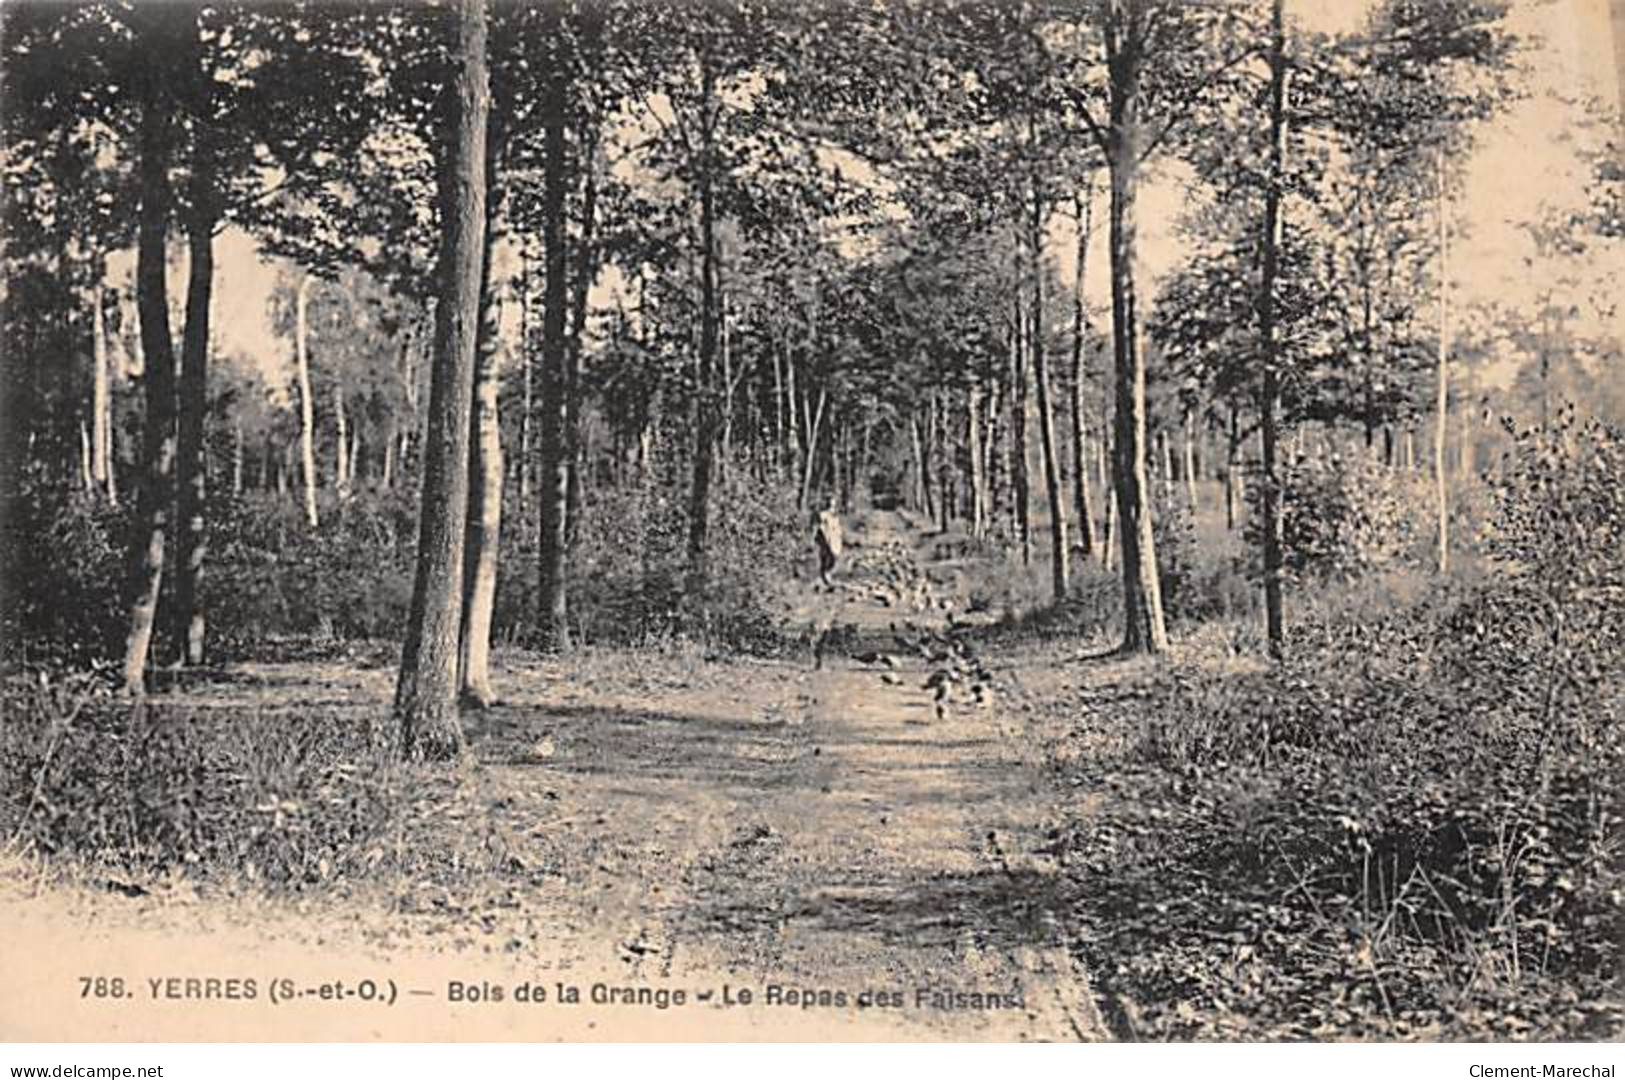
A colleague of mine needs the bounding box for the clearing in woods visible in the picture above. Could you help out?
[0,509,1107,1041]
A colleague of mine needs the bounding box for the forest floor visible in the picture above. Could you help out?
[0,510,1119,1042]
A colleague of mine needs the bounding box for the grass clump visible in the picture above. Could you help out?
[0,674,537,896]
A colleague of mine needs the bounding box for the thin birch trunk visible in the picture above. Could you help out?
[295,273,319,529]
[1434,145,1451,576]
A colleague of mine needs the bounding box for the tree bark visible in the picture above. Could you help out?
[173,187,217,667]
[334,385,349,496]
[90,266,115,503]
[1100,433,1117,573]
[393,0,489,761]
[685,53,720,592]
[1104,0,1167,653]
[1225,404,1242,531]
[786,335,802,488]
[799,386,827,512]
[912,413,932,519]
[1434,145,1451,575]
[934,391,950,532]
[295,273,320,529]
[1258,0,1288,658]
[1181,411,1198,511]
[1070,186,1096,560]
[119,6,182,695]
[1157,428,1173,503]
[382,420,396,491]
[1009,298,1031,564]
[535,12,572,652]
[565,125,599,543]
[460,215,503,705]
[1029,180,1069,603]
[968,384,986,538]
[517,246,533,513]
[80,423,93,491]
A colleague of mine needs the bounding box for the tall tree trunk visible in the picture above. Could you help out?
[1157,429,1173,503]
[565,126,599,543]
[173,188,217,666]
[1225,404,1242,532]
[90,267,115,503]
[1181,410,1198,511]
[1104,0,1167,654]
[859,415,872,509]
[1029,178,1068,603]
[968,384,986,539]
[912,413,932,519]
[934,391,950,533]
[982,383,1002,534]
[785,336,802,487]
[1009,300,1031,564]
[232,421,243,495]
[119,7,181,695]
[79,422,93,490]
[517,246,533,513]
[535,16,572,652]
[1257,0,1288,658]
[460,212,503,705]
[295,273,320,529]
[772,330,787,477]
[1434,145,1451,576]
[334,384,349,496]
[720,297,733,477]
[1100,433,1117,573]
[799,386,827,511]
[394,0,489,761]
[1070,186,1096,560]
[685,54,720,592]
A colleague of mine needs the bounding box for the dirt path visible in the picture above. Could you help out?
[484,509,1106,1039]
[1,512,1105,1041]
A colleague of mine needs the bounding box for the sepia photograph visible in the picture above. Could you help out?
[0,0,1621,1054]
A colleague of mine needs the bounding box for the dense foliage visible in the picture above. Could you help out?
[1053,421,1624,1039]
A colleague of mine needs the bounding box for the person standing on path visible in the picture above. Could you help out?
[813,505,844,589]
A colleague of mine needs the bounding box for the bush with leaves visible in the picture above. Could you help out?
[569,459,803,653]
[0,671,530,889]
[0,466,130,668]
[1245,451,1430,583]
[206,489,418,654]
[1059,423,1625,1038]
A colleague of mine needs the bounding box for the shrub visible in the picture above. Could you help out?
[1062,420,1625,1038]
[0,672,526,890]
[0,465,129,668]
[567,461,802,654]
[1245,451,1429,583]
[5,450,806,663]
[206,489,418,655]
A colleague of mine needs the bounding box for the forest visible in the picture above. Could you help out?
[1,0,1621,1043]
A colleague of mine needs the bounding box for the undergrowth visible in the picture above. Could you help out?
[1052,419,1624,1040]
[0,674,542,897]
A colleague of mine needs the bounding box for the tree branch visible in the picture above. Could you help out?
[1139,40,1262,165]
